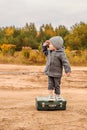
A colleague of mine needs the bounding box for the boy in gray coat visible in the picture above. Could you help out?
[42,36,71,99]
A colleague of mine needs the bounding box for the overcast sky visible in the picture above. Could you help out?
[0,0,87,30]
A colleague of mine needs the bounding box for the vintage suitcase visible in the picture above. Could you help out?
[36,96,67,111]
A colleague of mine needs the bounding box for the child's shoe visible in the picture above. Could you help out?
[55,94,61,99]
[48,95,55,101]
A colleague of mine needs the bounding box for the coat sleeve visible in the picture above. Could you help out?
[60,52,71,73]
[42,43,48,56]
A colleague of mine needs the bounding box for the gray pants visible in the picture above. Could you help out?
[48,76,61,95]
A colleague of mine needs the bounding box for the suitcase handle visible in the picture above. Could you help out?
[42,101,63,108]
[42,102,56,108]
[48,102,63,108]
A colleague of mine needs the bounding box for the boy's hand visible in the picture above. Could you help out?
[45,40,50,46]
[66,72,71,77]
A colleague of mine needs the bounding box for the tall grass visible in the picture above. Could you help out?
[0,49,87,66]
[66,49,87,66]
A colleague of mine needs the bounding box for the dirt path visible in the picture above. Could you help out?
[0,64,87,130]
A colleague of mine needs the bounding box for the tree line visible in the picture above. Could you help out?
[0,22,87,51]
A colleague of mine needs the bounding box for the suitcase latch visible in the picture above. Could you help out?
[42,102,45,108]
[59,102,63,107]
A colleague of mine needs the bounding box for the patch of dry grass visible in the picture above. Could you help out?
[0,49,87,66]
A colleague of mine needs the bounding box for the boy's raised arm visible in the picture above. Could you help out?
[42,42,49,56]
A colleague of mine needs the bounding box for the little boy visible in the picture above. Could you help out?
[42,36,71,99]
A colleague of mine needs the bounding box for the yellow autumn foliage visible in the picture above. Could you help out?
[5,28,14,36]
[0,44,16,56]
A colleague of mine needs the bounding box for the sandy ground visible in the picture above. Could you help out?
[0,64,87,130]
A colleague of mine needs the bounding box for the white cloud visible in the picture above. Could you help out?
[0,0,87,29]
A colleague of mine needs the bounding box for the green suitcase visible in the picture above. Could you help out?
[36,96,67,111]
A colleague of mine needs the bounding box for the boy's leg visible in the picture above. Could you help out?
[48,76,55,98]
[49,90,54,96]
[54,77,61,96]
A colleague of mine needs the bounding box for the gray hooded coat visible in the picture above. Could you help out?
[42,45,71,77]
